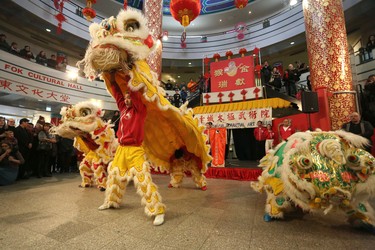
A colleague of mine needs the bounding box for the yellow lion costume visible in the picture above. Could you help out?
[53,101,117,191]
[77,7,211,225]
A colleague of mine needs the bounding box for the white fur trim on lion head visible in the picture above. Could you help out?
[54,101,105,139]
[89,8,155,60]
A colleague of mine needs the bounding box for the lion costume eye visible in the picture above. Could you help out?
[296,156,313,170]
[101,20,111,31]
[79,108,92,117]
[125,20,140,32]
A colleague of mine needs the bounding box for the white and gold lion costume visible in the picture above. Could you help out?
[53,102,117,191]
[77,7,211,225]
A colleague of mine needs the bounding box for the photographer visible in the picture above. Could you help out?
[0,142,24,185]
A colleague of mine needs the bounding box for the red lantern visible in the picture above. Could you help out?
[83,0,97,21]
[225,50,233,59]
[83,8,96,21]
[213,53,221,62]
[239,48,247,57]
[235,0,248,9]
[170,0,201,28]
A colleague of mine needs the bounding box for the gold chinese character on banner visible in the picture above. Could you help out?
[219,81,228,88]
[239,64,249,73]
[235,78,245,86]
[214,69,224,77]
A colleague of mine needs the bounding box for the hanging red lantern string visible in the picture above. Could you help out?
[203,57,211,83]
[54,0,69,34]
[253,47,261,79]
[83,0,97,22]
[180,31,187,48]
[170,0,201,48]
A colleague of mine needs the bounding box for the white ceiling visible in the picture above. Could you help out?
[73,0,291,36]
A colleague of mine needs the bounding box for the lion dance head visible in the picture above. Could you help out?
[77,8,156,80]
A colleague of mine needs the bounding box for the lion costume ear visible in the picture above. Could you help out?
[89,23,100,39]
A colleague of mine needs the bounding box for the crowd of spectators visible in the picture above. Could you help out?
[0,116,78,186]
[0,33,67,72]
[162,76,208,107]
[261,60,309,97]
[359,34,375,62]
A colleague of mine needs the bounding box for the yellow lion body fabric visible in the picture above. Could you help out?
[78,7,211,225]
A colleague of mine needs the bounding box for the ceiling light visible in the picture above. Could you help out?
[290,0,297,6]
[178,76,181,78]
[249,11,252,14]
[219,19,222,22]
[188,62,192,65]
[46,28,51,32]
[290,41,295,45]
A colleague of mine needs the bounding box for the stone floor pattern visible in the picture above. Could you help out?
[1,173,374,249]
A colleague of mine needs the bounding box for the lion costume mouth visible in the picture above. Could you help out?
[84,44,131,74]
[77,9,156,80]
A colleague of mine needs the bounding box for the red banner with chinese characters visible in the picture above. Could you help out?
[210,56,255,92]
[209,128,227,167]
[196,108,272,129]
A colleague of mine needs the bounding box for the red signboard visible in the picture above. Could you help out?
[210,55,255,92]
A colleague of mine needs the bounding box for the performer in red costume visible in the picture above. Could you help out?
[99,73,166,226]
[278,119,296,142]
[254,121,268,160]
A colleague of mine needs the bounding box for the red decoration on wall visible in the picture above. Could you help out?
[253,87,260,99]
[204,57,211,65]
[83,0,97,21]
[235,0,248,9]
[204,93,211,105]
[235,22,246,40]
[217,92,224,104]
[228,92,235,103]
[241,89,248,101]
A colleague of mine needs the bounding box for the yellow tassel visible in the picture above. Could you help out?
[182,15,190,27]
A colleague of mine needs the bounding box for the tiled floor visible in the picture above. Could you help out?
[1,173,374,250]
